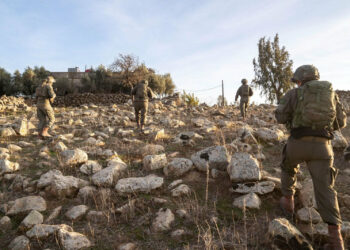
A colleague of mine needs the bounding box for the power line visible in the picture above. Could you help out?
[176,84,221,93]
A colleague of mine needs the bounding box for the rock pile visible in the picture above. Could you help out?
[52,93,129,107]
[0,95,29,112]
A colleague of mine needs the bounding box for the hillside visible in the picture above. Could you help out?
[0,93,349,250]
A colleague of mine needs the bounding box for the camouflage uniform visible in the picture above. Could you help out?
[275,65,347,226]
[36,77,56,134]
[131,80,154,128]
[235,79,253,118]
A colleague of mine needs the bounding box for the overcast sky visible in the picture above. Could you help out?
[1,0,350,104]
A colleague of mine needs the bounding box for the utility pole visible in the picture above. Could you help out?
[222,80,225,107]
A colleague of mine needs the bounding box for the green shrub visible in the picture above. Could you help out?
[181,91,199,107]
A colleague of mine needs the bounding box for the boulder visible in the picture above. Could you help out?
[80,160,102,175]
[268,218,313,250]
[0,159,19,176]
[0,216,12,232]
[233,193,261,209]
[152,208,175,232]
[296,207,322,224]
[191,146,230,171]
[118,243,137,250]
[332,130,348,149]
[115,174,163,194]
[254,128,285,142]
[230,181,275,195]
[164,158,193,177]
[60,149,88,166]
[58,229,92,250]
[55,142,68,152]
[14,118,28,136]
[92,157,127,187]
[65,205,89,220]
[38,170,88,198]
[19,210,44,230]
[171,184,191,197]
[227,152,261,182]
[7,196,46,215]
[143,154,167,171]
[0,127,16,137]
[26,224,73,239]
[8,235,30,250]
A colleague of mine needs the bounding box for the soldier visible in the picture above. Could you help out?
[131,80,154,132]
[275,65,346,250]
[235,78,253,119]
[35,76,56,138]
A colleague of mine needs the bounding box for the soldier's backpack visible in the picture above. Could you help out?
[135,83,148,100]
[292,80,336,130]
[35,84,47,98]
[241,85,250,97]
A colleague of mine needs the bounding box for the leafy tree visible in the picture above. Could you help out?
[0,68,11,96]
[252,33,293,103]
[109,54,139,88]
[163,73,175,96]
[12,70,23,94]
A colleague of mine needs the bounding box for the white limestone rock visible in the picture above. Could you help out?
[332,130,348,149]
[227,152,261,182]
[254,128,285,142]
[296,207,322,224]
[0,159,19,176]
[233,193,261,209]
[58,229,92,250]
[171,184,191,197]
[7,196,46,215]
[230,181,275,195]
[8,235,30,250]
[92,157,127,187]
[26,224,73,239]
[115,174,163,194]
[191,146,230,171]
[143,154,167,171]
[80,160,102,175]
[164,158,194,177]
[19,210,44,230]
[60,149,88,166]
[65,205,89,221]
[268,218,312,249]
[152,208,175,232]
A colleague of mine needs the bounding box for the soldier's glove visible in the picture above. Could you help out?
[344,145,350,161]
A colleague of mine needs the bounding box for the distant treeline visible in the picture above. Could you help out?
[0,54,175,97]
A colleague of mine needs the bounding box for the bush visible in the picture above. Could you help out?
[53,78,74,96]
[181,91,199,107]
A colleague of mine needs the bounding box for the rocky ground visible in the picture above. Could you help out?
[0,94,350,250]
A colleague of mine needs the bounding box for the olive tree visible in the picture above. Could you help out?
[252,33,294,103]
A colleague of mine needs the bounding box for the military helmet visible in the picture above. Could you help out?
[241,78,248,84]
[291,65,320,83]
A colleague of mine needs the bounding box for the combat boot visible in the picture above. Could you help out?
[324,225,344,250]
[280,195,294,217]
[140,124,145,133]
[41,127,52,138]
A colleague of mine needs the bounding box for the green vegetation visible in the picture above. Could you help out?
[252,33,294,103]
[0,54,176,97]
[181,91,199,107]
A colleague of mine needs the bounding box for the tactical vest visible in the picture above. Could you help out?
[292,80,336,130]
[241,85,250,97]
[135,83,148,101]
